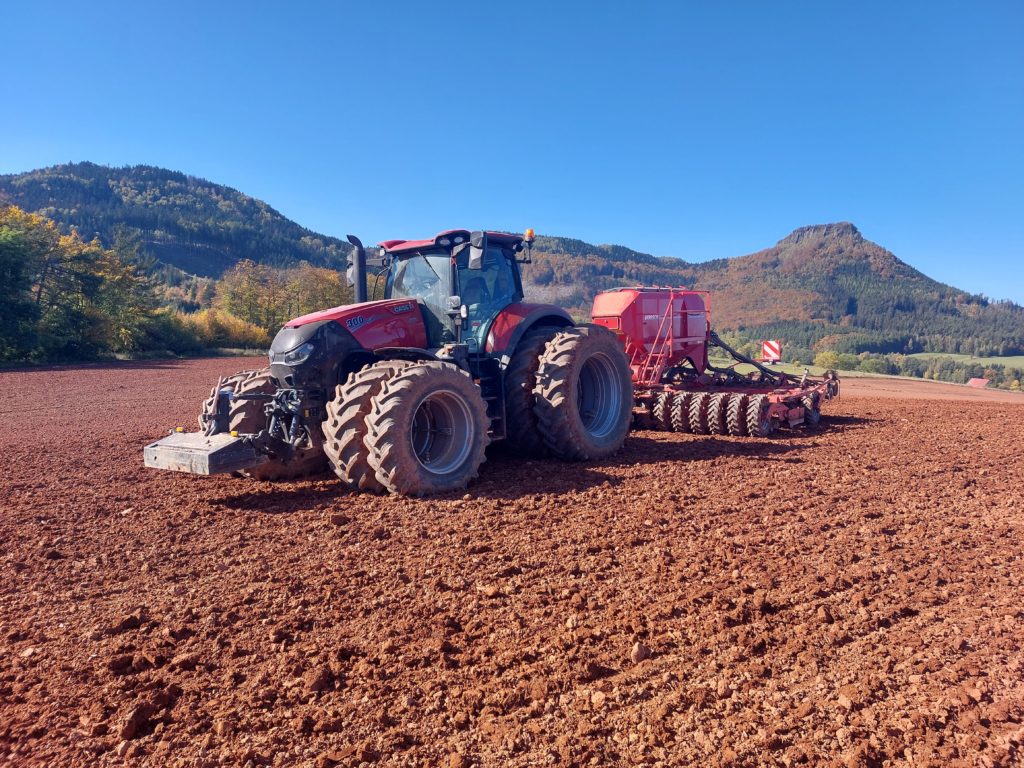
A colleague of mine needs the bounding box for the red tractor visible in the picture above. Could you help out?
[145,229,634,495]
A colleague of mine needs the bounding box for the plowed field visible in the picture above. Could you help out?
[1,358,1022,768]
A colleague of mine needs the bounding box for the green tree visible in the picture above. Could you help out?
[0,208,42,359]
[814,350,840,369]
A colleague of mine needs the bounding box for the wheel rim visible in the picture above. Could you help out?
[410,389,474,475]
[576,352,623,439]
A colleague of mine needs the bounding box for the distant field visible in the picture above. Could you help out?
[707,357,881,379]
[908,352,1024,368]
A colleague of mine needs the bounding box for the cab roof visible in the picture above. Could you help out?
[379,229,525,255]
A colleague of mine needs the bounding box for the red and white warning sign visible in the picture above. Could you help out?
[762,339,782,363]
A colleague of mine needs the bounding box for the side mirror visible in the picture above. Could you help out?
[468,231,486,270]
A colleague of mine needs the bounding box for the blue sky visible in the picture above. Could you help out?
[2,1,1022,301]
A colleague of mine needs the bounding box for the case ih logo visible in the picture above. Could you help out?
[345,315,366,331]
[391,303,414,314]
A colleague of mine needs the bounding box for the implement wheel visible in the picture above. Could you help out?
[199,368,327,481]
[670,392,694,433]
[707,392,730,435]
[688,392,712,434]
[726,393,750,436]
[503,325,561,456]
[746,394,774,438]
[322,361,411,492]
[801,393,822,427]
[364,362,490,495]
[652,391,675,431]
[533,325,633,461]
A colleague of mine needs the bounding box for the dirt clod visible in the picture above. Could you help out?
[629,641,651,664]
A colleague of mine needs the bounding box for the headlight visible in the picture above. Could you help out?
[279,342,315,366]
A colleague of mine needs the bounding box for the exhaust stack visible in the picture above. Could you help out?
[347,234,368,303]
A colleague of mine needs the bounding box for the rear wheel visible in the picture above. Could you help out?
[364,362,490,495]
[503,326,561,456]
[322,361,411,492]
[746,394,774,438]
[532,325,633,461]
[726,393,750,436]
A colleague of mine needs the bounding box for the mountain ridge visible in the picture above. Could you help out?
[0,162,351,278]
[3,162,1023,358]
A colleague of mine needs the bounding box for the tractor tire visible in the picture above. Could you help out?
[198,369,259,432]
[707,392,730,435]
[746,394,774,438]
[503,325,561,456]
[726,393,750,436]
[322,361,412,492]
[652,391,675,431]
[209,368,327,481]
[801,393,822,427]
[532,325,634,461]
[670,392,694,433]
[364,361,490,495]
[688,392,713,434]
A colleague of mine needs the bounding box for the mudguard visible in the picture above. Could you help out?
[485,302,573,362]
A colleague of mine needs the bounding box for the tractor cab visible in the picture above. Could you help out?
[378,230,529,351]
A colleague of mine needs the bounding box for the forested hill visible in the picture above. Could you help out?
[527,223,1024,357]
[0,162,351,277]
[3,162,1022,358]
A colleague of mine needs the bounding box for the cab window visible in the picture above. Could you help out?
[457,246,521,314]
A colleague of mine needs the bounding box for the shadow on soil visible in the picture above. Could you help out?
[210,482,351,512]
[208,417,877,511]
[469,432,813,501]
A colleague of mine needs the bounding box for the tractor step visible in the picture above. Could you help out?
[144,432,268,475]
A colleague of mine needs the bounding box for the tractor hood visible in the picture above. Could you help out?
[284,299,429,351]
[287,299,401,329]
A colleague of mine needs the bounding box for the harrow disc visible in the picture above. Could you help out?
[802,393,822,427]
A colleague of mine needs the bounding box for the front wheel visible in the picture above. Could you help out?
[364,362,490,495]
[198,368,327,481]
[322,360,412,492]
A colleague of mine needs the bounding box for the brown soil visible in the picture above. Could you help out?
[840,376,1024,403]
[1,359,1022,768]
